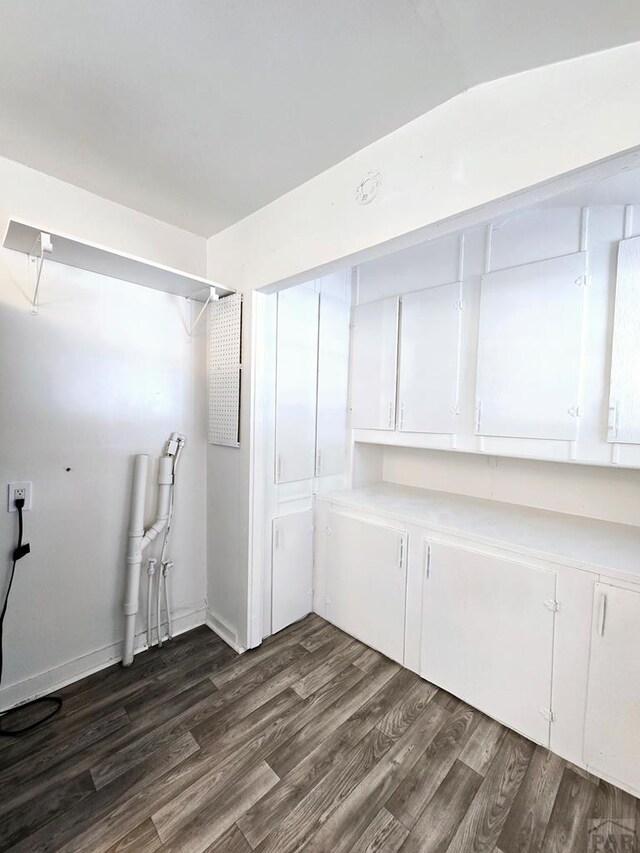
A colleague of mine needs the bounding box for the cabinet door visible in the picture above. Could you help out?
[398,283,461,434]
[475,252,586,440]
[608,236,640,443]
[421,542,556,745]
[350,297,399,430]
[584,582,640,791]
[272,510,314,633]
[316,295,350,476]
[325,511,406,662]
[275,286,319,483]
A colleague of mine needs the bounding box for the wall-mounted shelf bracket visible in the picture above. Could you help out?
[186,285,218,337]
[2,218,234,312]
[28,231,53,314]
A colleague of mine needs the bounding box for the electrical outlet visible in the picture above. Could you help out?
[8,482,32,512]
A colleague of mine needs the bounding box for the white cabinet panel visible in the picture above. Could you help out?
[351,297,399,430]
[325,510,406,662]
[584,582,640,792]
[275,287,319,483]
[398,283,461,434]
[421,542,555,745]
[475,252,586,440]
[316,295,350,476]
[272,510,314,633]
[318,269,351,302]
[608,236,640,444]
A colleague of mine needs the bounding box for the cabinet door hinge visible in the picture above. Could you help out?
[474,401,482,433]
[539,707,555,722]
[544,599,561,612]
[608,401,619,439]
[454,300,465,310]
[387,401,395,429]
[398,537,405,571]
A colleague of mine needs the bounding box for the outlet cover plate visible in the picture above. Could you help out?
[8,482,32,512]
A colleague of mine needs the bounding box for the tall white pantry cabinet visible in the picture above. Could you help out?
[268,275,350,635]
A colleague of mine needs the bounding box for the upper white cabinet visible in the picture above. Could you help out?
[324,510,406,662]
[275,286,319,483]
[398,283,461,434]
[316,295,350,476]
[584,582,640,791]
[351,297,399,430]
[475,252,586,441]
[421,541,556,745]
[608,236,640,444]
[272,510,314,634]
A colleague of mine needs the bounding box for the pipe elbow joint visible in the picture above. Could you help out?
[142,518,167,549]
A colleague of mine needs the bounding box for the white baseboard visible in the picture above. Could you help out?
[205,609,246,654]
[0,606,206,712]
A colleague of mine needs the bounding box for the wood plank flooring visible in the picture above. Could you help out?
[0,614,638,853]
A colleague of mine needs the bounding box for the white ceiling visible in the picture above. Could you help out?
[1,1,639,237]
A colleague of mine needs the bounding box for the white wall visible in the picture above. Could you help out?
[0,156,205,276]
[382,448,640,527]
[206,42,640,293]
[206,294,256,652]
[0,157,208,707]
[206,442,249,652]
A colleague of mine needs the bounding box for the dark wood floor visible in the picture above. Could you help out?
[0,615,638,853]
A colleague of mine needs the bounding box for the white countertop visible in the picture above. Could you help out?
[316,482,640,582]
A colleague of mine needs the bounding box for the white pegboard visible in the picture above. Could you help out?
[208,293,242,446]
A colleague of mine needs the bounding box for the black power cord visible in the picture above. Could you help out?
[0,497,62,736]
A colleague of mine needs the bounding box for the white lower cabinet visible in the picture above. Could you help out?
[314,491,640,796]
[584,582,640,792]
[272,510,314,634]
[324,511,406,663]
[421,541,556,746]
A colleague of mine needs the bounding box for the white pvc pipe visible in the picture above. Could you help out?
[123,435,185,665]
[123,453,174,666]
[123,454,148,667]
[141,456,173,549]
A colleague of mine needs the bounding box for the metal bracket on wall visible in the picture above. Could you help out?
[186,285,218,337]
[28,231,53,314]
